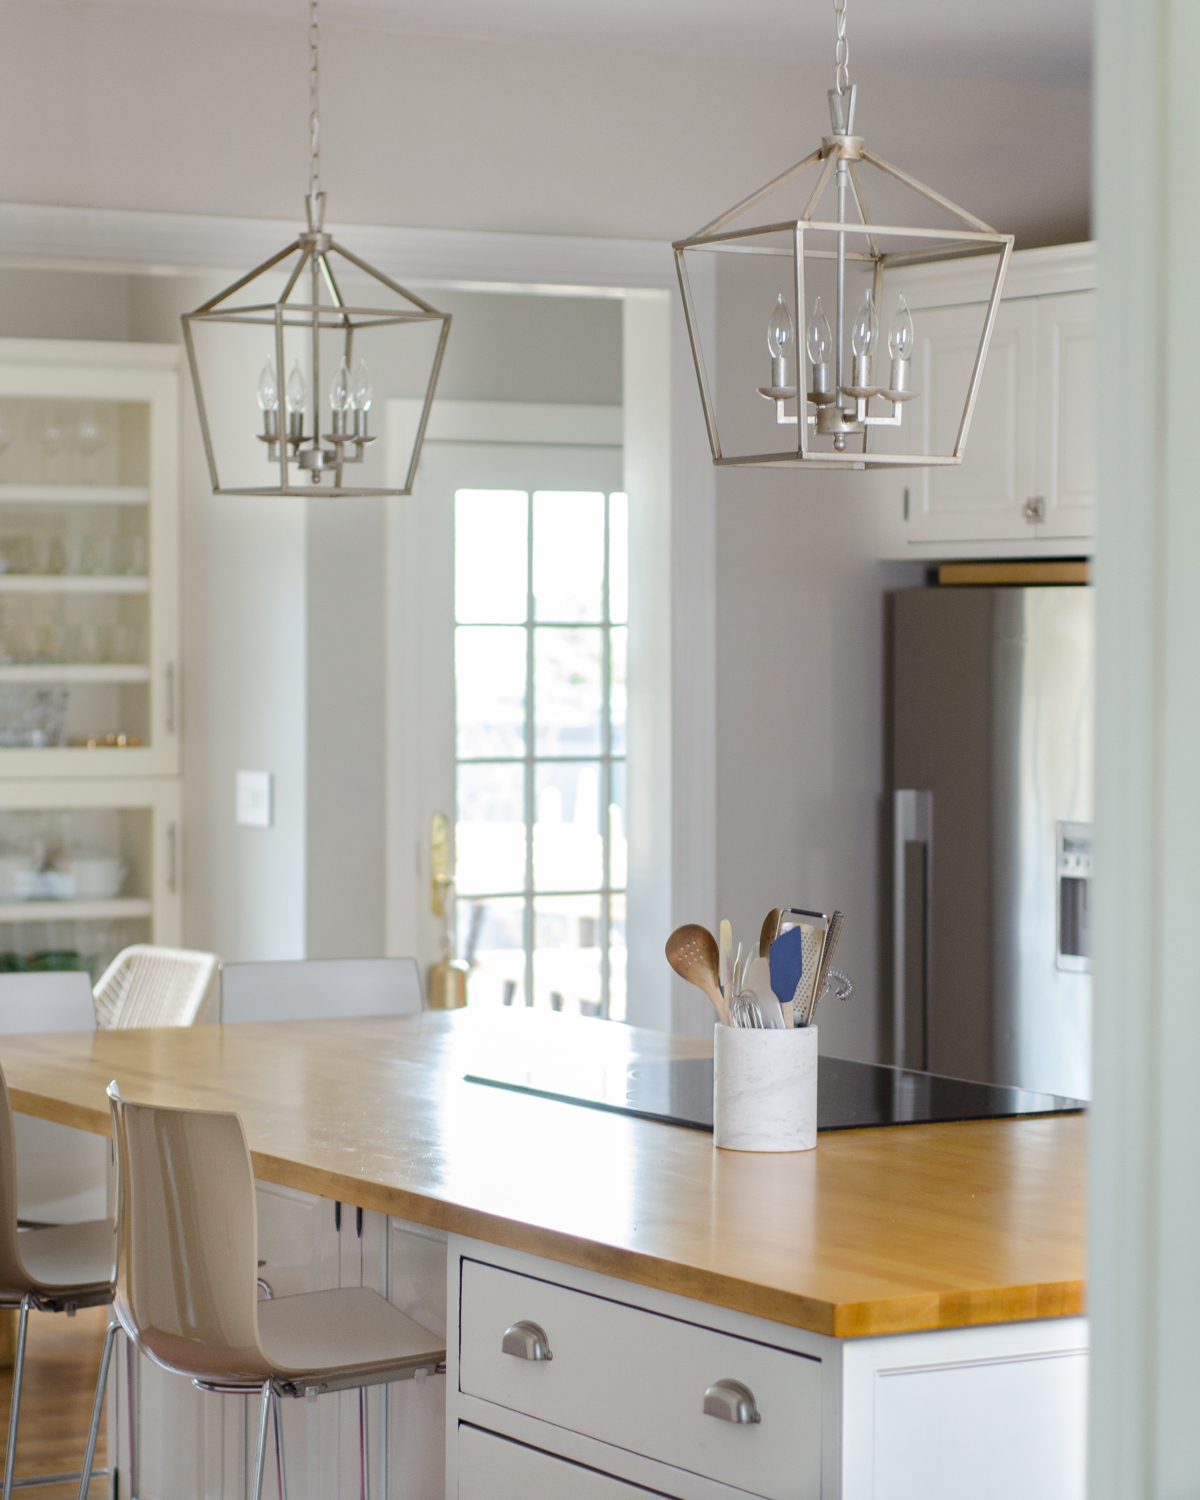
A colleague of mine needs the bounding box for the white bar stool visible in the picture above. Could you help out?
[106,1083,444,1500]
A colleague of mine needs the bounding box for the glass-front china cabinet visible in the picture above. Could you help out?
[0,340,181,978]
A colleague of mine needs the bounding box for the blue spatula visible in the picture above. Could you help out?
[768,924,807,1021]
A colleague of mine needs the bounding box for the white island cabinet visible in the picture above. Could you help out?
[446,1235,1088,1500]
[877,242,1096,559]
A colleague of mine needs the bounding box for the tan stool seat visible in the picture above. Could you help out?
[16,1220,115,1297]
[257,1287,442,1390]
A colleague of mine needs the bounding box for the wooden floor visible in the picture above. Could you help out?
[0,1306,109,1491]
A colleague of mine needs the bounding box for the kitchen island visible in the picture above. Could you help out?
[0,1009,1087,1499]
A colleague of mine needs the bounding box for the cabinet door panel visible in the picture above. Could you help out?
[458,1424,678,1500]
[1036,292,1096,540]
[907,300,1038,543]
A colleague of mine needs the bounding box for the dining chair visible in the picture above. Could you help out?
[0,972,107,1230]
[219,957,422,1023]
[0,1060,116,1500]
[105,1083,444,1500]
[93,945,218,1029]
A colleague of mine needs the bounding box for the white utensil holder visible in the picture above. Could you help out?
[713,1022,818,1152]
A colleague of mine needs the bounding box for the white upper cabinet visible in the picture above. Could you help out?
[1036,292,1096,541]
[906,299,1038,544]
[877,244,1096,558]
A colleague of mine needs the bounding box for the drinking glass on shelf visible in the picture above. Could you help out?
[37,409,68,484]
[77,623,102,664]
[117,536,147,576]
[75,407,109,484]
[0,407,12,483]
[28,535,64,575]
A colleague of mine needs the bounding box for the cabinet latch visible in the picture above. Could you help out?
[1023,496,1046,524]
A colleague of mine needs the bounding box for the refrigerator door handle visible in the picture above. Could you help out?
[893,790,933,1070]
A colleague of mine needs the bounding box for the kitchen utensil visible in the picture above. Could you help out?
[730,992,764,1028]
[744,956,786,1028]
[718,920,733,1000]
[53,853,126,901]
[665,925,730,1026]
[804,910,844,1026]
[768,924,808,1018]
[759,908,782,959]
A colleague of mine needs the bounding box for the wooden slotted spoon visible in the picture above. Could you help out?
[665,924,730,1026]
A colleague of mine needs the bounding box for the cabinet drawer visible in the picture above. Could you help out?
[458,1424,679,1499]
[459,1259,821,1500]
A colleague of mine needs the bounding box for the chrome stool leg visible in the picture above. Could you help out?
[250,1381,272,1500]
[76,1320,119,1500]
[358,1389,368,1500]
[2,1297,31,1500]
[271,1392,287,1500]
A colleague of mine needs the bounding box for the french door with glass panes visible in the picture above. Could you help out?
[386,427,626,1019]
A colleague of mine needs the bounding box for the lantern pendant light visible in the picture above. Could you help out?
[182,0,451,497]
[674,0,1013,472]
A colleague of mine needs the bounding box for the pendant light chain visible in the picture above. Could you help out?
[308,0,322,207]
[833,0,849,95]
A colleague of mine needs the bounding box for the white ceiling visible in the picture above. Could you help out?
[79,0,1094,87]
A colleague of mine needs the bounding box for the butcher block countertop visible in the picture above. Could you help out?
[0,1009,1085,1339]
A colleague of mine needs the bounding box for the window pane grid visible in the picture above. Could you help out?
[455,488,626,1019]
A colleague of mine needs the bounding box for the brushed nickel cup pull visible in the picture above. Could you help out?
[501,1320,553,1362]
[703,1378,761,1424]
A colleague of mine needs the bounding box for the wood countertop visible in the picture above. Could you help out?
[0,1010,1085,1340]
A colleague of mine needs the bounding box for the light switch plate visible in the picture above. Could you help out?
[236,770,273,828]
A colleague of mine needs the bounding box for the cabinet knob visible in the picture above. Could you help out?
[1023,496,1046,524]
[502,1320,553,1362]
[703,1378,761,1424]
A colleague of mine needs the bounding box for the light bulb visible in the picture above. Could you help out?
[330,357,351,413]
[257,361,279,413]
[766,295,795,359]
[806,298,833,365]
[888,294,914,362]
[851,290,878,359]
[286,360,307,415]
[351,358,373,412]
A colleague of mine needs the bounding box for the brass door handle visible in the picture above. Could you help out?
[501,1320,553,1361]
[703,1378,761,1424]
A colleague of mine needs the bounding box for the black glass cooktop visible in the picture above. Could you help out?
[465,1053,1085,1132]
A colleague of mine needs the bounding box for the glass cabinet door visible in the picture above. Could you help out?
[0,348,180,776]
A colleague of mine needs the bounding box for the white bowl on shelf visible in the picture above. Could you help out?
[52,855,126,901]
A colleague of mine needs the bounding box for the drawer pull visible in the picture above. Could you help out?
[703,1379,761,1425]
[502,1320,553,1362]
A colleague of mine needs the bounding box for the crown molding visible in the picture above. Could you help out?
[0,202,675,295]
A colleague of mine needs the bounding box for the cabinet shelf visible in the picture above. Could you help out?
[0,485,149,506]
[0,896,152,923]
[0,575,149,594]
[0,664,149,684]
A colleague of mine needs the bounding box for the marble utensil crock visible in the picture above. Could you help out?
[713,1022,818,1151]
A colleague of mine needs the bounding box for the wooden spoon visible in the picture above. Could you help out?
[665,925,730,1026]
[759,908,782,959]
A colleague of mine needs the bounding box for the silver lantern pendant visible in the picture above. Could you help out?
[673,0,1012,472]
[182,1,450,498]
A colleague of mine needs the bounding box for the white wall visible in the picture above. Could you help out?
[0,4,1088,248]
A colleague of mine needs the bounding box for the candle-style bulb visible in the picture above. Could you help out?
[330,358,351,413]
[766,295,796,359]
[257,361,279,413]
[806,298,833,365]
[888,294,914,363]
[286,360,307,414]
[351,358,373,412]
[851,290,878,359]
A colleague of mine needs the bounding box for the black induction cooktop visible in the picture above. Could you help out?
[464,1053,1085,1132]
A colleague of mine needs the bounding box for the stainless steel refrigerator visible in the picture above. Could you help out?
[890,584,1094,1099]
